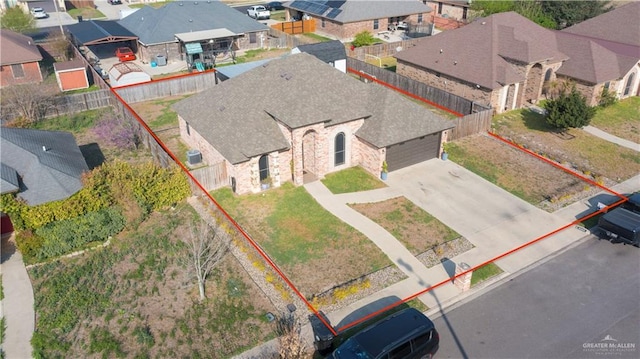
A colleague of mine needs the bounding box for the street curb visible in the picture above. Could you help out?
[425,233,592,320]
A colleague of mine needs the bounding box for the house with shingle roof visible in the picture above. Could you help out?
[559,1,640,102]
[395,6,640,112]
[395,11,569,113]
[284,0,432,40]
[173,52,453,194]
[292,40,347,72]
[0,127,89,206]
[0,29,43,88]
[118,1,269,66]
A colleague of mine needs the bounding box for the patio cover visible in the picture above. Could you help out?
[67,20,137,45]
[174,28,240,43]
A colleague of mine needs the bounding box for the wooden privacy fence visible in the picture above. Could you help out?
[348,38,425,60]
[271,19,316,34]
[266,28,319,49]
[448,109,493,140]
[112,98,172,168]
[190,163,229,192]
[347,57,491,116]
[114,71,218,104]
[0,89,113,122]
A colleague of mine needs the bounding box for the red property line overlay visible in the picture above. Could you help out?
[111,70,631,339]
[335,131,630,333]
[346,67,465,118]
[109,86,337,336]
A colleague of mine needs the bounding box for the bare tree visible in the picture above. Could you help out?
[183,220,230,301]
[0,84,57,125]
[276,313,309,359]
[46,33,73,61]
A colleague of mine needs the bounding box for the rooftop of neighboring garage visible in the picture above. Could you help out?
[66,19,137,46]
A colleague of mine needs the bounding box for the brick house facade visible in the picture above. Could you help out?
[396,10,639,113]
[0,30,43,88]
[174,53,453,195]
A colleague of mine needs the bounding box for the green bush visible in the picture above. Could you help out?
[544,85,596,130]
[33,207,126,260]
[352,31,376,47]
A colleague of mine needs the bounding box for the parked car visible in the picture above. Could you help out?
[115,47,136,62]
[330,308,440,358]
[31,7,48,19]
[108,0,122,4]
[265,1,284,11]
[247,5,270,20]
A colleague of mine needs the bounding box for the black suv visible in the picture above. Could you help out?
[330,308,439,359]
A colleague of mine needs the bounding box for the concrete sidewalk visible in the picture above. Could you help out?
[1,234,34,359]
[583,126,639,152]
[235,160,639,359]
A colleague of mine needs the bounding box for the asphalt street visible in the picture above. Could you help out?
[432,237,640,359]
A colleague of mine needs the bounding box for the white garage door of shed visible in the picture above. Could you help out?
[386,132,441,172]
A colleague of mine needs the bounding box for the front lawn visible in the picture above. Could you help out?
[493,108,640,182]
[445,135,592,209]
[67,7,105,19]
[471,262,503,286]
[322,166,386,194]
[350,197,460,254]
[591,97,640,143]
[212,184,391,295]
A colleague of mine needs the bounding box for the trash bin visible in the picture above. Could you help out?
[308,311,334,354]
[155,54,167,66]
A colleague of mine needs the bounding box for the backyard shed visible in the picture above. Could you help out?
[108,62,151,87]
[53,59,89,91]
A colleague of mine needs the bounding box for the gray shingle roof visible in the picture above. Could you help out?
[0,128,89,205]
[173,53,453,164]
[555,31,638,85]
[294,40,346,63]
[0,163,19,194]
[118,1,268,45]
[395,12,568,89]
[563,2,640,48]
[0,29,42,66]
[287,0,432,23]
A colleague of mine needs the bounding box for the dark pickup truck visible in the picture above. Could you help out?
[598,193,640,247]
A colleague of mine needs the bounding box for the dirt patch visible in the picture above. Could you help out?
[30,206,277,358]
[449,134,614,211]
[350,197,461,254]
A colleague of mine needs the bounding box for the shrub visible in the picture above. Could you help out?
[352,31,376,47]
[33,207,126,260]
[93,115,140,150]
[544,85,596,130]
[597,87,617,107]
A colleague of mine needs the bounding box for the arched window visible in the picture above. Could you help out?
[258,155,269,181]
[544,69,553,82]
[624,73,635,96]
[334,132,345,166]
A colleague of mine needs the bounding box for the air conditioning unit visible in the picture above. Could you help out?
[187,149,202,165]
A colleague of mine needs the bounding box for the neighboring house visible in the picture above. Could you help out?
[284,0,432,40]
[426,0,470,21]
[396,12,567,113]
[108,62,151,87]
[174,53,453,195]
[292,40,347,73]
[395,9,640,113]
[559,1,640,102]
[0,127,89,206]
[118,1,269,66]
[54,59,89,91]
[0,29,43,88]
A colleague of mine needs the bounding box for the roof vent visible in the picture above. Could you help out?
[42,145,48,152]
[179,2,183,6]
[454,61,457,65]
[194,1,198,4]
[219,106,225,112]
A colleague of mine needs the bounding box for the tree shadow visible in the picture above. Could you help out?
[1,233,17,264]
[521,109,553,132]
[79,142,105,170]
